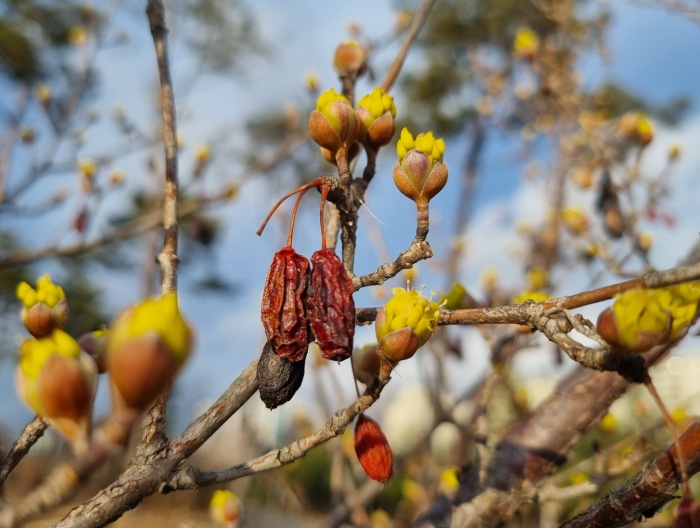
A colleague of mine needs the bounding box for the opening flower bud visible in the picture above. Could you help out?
[375,287,441,365]
[106,294,192,412]
[16,329,97,451]
[309,88,360,155]
[16,275,69,337]
[393,128,448,205]
[356,87,396,149]
[597,284,700,353]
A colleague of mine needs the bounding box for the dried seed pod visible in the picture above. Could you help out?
[257,342,305,409]
[308,248,355,361]
[261,247,311,361]
[354,413,394,483]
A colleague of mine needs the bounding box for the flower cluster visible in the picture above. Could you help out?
[16,275,96,453]
[597,282,700,352]
[309,85,397,167]
[15,274,193,453]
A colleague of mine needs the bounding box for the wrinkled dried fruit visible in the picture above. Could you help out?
[308,248,355,361]
[261,247,311,361]
[257,342,305,409]
[354,413,393,483]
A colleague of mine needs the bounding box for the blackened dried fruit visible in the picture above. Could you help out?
[257,342,305,409]
[308,248,355,361]
[354,413,393,483]
[261,247,311,362]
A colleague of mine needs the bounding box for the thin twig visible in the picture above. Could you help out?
[0,416,48,487]
[147,0,180,295]
[381,0,441,92]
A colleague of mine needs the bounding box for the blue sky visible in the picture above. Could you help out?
[2,1,700,440]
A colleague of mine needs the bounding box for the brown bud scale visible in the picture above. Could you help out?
[261,247,311,361]
[308,249,355,361]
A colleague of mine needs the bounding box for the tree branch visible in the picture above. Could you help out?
[561,418,700,528]
[147,0,180,294]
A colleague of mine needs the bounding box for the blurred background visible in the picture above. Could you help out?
[1,0,700,526]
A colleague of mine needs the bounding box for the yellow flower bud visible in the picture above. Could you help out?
[356,87,396,149]
[304,70,320,92]
[561,206,589,235]
[16,274,69,337]
[333,41,366,75]
[106,294,192,413]
[375,287,441,365]
[210,490,242,527]
[617,112,653,146]
[393,128,448,205]
[513,290,550,304]
[16,330,97,453]
[78,159,98,178]
[35,83,51,107]
[668,143,681,160]
[441,282,468,310]
[597,283,700,352]
[637,233,653,252]
[68,25,88,46]
[195,144,211,163]
[309,88,360,157]
[513,27,539,60]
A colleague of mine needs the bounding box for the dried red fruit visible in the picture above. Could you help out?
[354,413,393,483]
[261,247,310,362]
[257,342,305,409]
[308,248,355,361]
[258,178,326,362]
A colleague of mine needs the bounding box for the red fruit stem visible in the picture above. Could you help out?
[256,177,325,245]
[645,376,691,500]
[319,185,329,250]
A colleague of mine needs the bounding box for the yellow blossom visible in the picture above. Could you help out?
[16,274,69,337]
[637,233,653,252]
[561,206,589,234]
[78,159,98,178]
[68,25,88,46]
[394,128,448,204]
[513,27,539,60]
[35,83,51,105]
[17,329,97,451]
[195,144,211,163]
[107,294,192,412]
[599,412,617,433]
[108,293,191,366]
[528,268,548,291]
[375,287,441,364]
[513,291,550,304]
[668,143,681,160]
[209,489,242,527]
[570,472,591,486]
[356,87,396,148]
[309,88,359,155]
[598,283,700,352]
[303,70,319,91]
